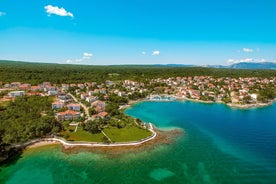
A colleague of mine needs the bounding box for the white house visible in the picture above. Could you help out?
[8,91,25,97]
[67,103,81,111]
[52,101,65,109]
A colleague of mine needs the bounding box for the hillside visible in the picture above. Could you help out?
[0,60,276,84]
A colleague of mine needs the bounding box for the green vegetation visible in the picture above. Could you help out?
[0,96,58,144]
[104,126,152,142]
[0,60,275,84]
[0,96,60,162]
[258,88,276,102]
[60,127,105,142]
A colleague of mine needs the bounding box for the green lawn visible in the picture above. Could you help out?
[60,127,105,142]
[103,126,152,142]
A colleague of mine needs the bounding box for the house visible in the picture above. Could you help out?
[11,82,21,88]
[4,84,11,88]
[86,96,98,103]
[80,93,89,100]
[48,90,59,96]
[105,80,113,86]
[27,92,43,96]
[41,82,51,87]
[118,91,127,97]
[30,86,41,91]
[231,97,240,103]
[250,94,258,101]
[98,111,108,119]
[55,110,80,121]
[8,91,25,97]
[89,89,99,95]
[52,101,65,109]
[57,94,72,103]
[77,84,85,89]
[44,85,57,92]
[61,84,69,91]
[91,100,105,113]
[18,83,31,90]
[99,88,107,94]
[67,103,81,111]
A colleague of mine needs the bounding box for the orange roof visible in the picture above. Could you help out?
[66,110,79,115]
[99,111,108,117]
[57,110,79,116]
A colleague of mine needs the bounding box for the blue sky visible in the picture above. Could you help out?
[0,0,276,65]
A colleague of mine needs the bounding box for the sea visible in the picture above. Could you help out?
[0,101,276,184]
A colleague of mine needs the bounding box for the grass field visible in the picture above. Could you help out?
[61,127,105,142]
[103,126,152,142]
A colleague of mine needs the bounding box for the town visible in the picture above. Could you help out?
[0,76,275,144]
[1,76,275,115]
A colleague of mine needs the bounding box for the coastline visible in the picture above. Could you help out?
[145,95,276,109]
[19,123,156,149]
[62,128,183,156]
[15,96,275,156]
[24,128,183,157]
[227,101,274,109]
[26,141,60,149]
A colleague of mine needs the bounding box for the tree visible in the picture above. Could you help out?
[89,107,97,116]
[101,136,111,143]
[84,120,101,134]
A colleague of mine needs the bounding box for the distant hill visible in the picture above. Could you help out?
[156,62,276,69]
[228,62,276,69]
[205,62,276,69]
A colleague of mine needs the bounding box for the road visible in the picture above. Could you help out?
[68,93,93,121]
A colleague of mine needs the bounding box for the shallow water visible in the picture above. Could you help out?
[1,101,276,184]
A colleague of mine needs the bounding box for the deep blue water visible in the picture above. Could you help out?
[126,101,276,182]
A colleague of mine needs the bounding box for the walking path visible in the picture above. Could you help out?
[101,130,113,143]
[74,123,79,132]
[14,123,157,148]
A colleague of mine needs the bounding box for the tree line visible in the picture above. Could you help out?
[0,60,276,85]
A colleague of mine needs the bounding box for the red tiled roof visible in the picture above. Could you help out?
[99,111,108,117]
[66,110,79,115]
[31,86,40,89]
[57,110,79,116]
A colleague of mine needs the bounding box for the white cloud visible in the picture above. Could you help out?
[227,58,268,64]
[141,51,146,55]
[44,5,74,18]
[0,11,6,16]
[227,58,253,64]
[242,48,253,53]
[152,50,160,56]
[66,52,93,64]
[83,52,93,59]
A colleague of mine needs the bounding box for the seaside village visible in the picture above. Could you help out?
[0,76,275,122]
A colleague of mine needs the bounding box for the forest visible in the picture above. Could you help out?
[0,96,60,163]
[0,60,276,85]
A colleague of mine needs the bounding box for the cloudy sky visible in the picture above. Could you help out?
[0,0,276,65]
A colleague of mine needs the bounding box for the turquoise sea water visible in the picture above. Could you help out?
[1,101,276,184]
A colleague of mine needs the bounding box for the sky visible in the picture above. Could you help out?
[0,0,276,65]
